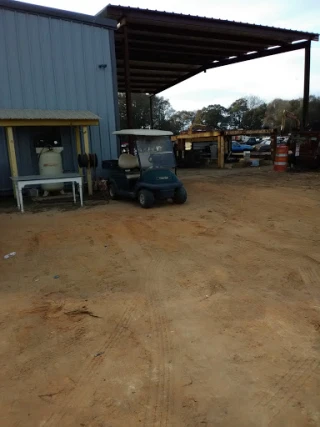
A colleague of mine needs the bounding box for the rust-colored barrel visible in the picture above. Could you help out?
[274,145,288,172]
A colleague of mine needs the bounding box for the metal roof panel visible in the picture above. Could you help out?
[104,4,318,40]
[0,109,100,120]
[100,5,318,94]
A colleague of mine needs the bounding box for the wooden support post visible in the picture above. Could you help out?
[82,126,92,196]
[302,41,311,130]
[271,131,277,162]
[6,127,18,197]
[217,135,225,168]
[75,126,82,175]
[220,134,225,169]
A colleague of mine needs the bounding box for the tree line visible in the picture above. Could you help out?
[118,93,320,134]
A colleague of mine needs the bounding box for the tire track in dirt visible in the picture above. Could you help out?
[144,258,171,427]
[117,222,174,427]
[234,231,320,270]
[179,228,320,424]
[254,357,320,425]
[42,303,136,426]
[267,360,319,425]
[148,258,173,427]
[299,266,320,303]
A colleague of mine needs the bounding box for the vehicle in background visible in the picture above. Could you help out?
[278,136,288,144]
[242,136,258,146]
[254,139,271,152]
[232,141,254,153]
[253,137,289,152]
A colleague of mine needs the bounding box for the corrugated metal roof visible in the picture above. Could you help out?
[0,109,100,121]
[103,4,318,39]
[100,4,319,95]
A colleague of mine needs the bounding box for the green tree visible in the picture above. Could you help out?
[168,110,196,134]
[118,93,175,130]
[245,95,265,110]
[242,103,267,129]
[263,98,303,131]
[118,93,320,134]
[118,93,150,129]
[193,109,204,125]
[307,96,320,129]
[192,104,229,129]
[152,96,175,130]
[263,98,289,129]
[228,98,248,128]
[202,104,229,129]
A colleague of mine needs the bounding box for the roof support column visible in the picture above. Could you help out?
[75,126,83,175]
[82,126,93,196]
[6,127,18,198]
[149,95,154,129]
[123,23,133,129]
[217,134,225,169]
[302,41,311,130]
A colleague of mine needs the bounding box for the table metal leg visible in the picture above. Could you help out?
[15,183,20,209]
[72,181,76,204]
[79,180,83,207]
[19,184,24,213]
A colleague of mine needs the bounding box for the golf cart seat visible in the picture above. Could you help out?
[118,153,140,179]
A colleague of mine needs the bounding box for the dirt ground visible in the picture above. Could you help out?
[1,167,320,427]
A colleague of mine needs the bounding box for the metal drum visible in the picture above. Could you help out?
[274,145,288,172]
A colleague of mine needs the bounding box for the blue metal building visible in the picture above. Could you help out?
[0,0,119,194]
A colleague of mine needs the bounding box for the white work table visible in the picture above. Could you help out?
[11,173,83,212]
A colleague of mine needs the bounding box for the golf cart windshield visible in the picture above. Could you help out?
[136,136,176,169]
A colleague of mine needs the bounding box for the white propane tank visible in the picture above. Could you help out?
[39,147,64,191]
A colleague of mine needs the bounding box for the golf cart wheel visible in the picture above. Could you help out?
[139,189,154,209]
[173,187,187,204]
[108,182,118,200]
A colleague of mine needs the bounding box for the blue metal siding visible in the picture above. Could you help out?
[0,8,118,193]
[15,13,36,107]
[60,127,78,173]
[14,128,38,176]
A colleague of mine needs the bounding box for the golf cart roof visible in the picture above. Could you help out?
[113,129,173,136]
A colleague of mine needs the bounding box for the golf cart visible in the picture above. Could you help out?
[102,129,187,208]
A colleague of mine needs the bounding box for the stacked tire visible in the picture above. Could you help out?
[78,153,98,168]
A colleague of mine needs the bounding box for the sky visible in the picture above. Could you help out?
[18,0,320,111]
